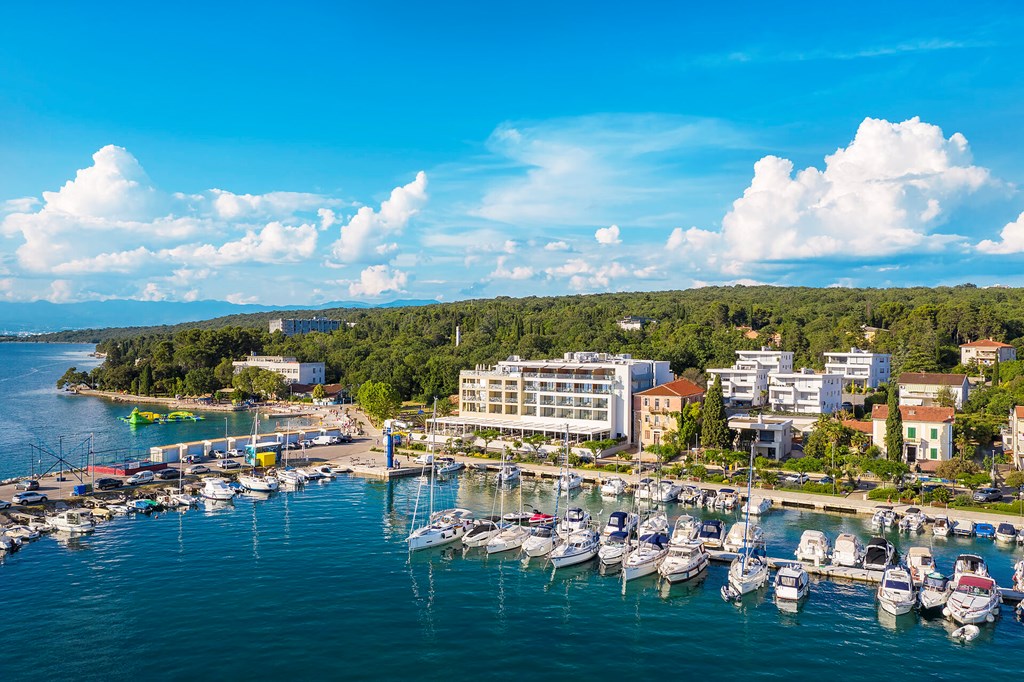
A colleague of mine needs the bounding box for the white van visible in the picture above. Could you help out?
[311,435,334,446]
[127,471,155,485]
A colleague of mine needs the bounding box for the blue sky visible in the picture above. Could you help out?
[2,2,1024,304]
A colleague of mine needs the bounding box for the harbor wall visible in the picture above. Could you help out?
[148,427,343,462]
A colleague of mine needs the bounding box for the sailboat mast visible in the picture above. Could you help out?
[742,442,755,563]
[428,397,437,518]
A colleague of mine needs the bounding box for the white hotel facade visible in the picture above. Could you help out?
[433,352,672,442]
[709,348,845,414]
[706,349,793,408]
[823,347,891,388]
[232,354,326,385]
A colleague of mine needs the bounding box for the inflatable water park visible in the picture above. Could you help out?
[119,407,206,425]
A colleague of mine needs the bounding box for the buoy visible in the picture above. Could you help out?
[942,607,950,617]
[986,614,995,623]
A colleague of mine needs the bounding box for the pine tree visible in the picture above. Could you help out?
[701,375,731,449]
[885,385,904,462]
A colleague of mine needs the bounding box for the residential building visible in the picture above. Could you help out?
[728,416,793,460]
[767,368,843,414]
[617,316,655,331]
[434,352,673,442]
[232,354,326,385]
[634,378,706,448]
[706,348,794,407]
[269,316,341,336]
[959,339,1016,366]
[897,372,970,409]
[735,327,782,346]
[871,405,955,465]
[860,325,888,342]
[823,347,891,388]
[1008,406,1024,469]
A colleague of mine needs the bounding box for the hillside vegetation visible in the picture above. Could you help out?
[47,285,1024,402]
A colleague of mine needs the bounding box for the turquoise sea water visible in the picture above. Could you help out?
[3,344,1024,679]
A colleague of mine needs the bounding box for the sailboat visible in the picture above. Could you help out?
[238,411,280,493]
[486,472,531,554]
[407,399,475,551]
[721,443,769,601]
[549,426,599,568]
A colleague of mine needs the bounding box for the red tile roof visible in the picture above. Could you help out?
[637,377,706,399]
[842,419,873,434]
[871,405,954,423]
[1015,406,1024,419]
[960,339,1013,348]
[897,372,968,386]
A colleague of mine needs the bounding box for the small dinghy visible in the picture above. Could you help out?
[950,624,980,643]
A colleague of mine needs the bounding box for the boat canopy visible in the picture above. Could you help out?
[997,523,1017,534]
[639,533,669,548]
[957,575,995,590]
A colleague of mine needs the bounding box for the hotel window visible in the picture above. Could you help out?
[930,448,937,459]
[907,427,916,439]
[654,399,660,408]
[644,430,650,440]
[643,398,649,407]
[930,428,938,439]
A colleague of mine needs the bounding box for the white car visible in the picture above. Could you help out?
[784,473,810,485]
[127,471,155,485]
[186,464,211,475]
[226,448,245,457]
[0,499,11,510]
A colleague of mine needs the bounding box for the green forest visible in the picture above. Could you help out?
[44,285,1024,404]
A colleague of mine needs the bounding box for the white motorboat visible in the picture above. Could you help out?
[502,510,533,524]
[160,492,199,507]
[598,530,630,567]
[723,547,769,599]
[952,553,990,581]
[794,530,831,564]
[995,523,1018,544]
[700,489,717,507]
[485,523,532,554]
[563,507,592,532]
[723,521,764,554]
[877,566,917,616]
[637,511,669,537]
[870,506,896,531]
[863,537,895,571]
[327,466,350,476]
[621,532,670,582]
[833,533,865,567]
[715,488,739,510]
[408,508,474,551]
[295,467,322,481]
[951,518,976,537]
[906,546,935,586]
[315,465,337,479]
[601,510,638,538]
[45,510,95,535]
[653,480,682,503]
[677,485,702,504]
[549,529,600,568]
[658,539,710,583]
[696,519,727,550]
[1013,559,1024,592]
[898,507,926,533]
[0,535,19,553]
[436,457,464,475]
[932,515,951,537]
[634,477,656,501]
[3,525,40,542]
[238,474,280,492]
[669,514,699,544]
[201,478,236,501]
[600,477,628,497]
[774,562,810,602]
[523,523,561,558]
[275,469,304,487]
[463,519,506,548]
[743,497,772,516]
[554,472,582,492]
[495,459,521,485]
[944,574,1001,625]
[919,572,951,613]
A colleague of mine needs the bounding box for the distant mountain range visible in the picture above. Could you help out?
[0,299,435,334]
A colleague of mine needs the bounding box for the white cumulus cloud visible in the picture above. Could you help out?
[595,224,621,245]
[349,264,408,297]
[331,172,427,263]
[977,212,1024,254]
[490,256,534,280]
[543,240,570,251]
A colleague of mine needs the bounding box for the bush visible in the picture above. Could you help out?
[931,486,952,504]
[708,474,726,483]
[689,464,707,481]
[868,487,896,501]
[952,494,973,507]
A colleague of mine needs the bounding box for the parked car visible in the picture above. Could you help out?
[818,475,834,485]
[186,464,211,475]
[94,477,123,491]
[336,434,353,443]
[185,454,204,464]
[13,491,47,505]
[155,468,181,480]
[299,440,316,448]
[126,471,155,485]
[15,479,40,491]
[973,487,1004,503]
[226,448,244,457]
[0,499,11,510]
[783,473,810,485]
[208,449,227,459]
[284,442,300,450]
[219,460,241,470]
[312,435,334,446]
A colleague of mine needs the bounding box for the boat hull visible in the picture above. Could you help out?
[550,546,598,568]
[408,525,466,552]
[658,555,708,583]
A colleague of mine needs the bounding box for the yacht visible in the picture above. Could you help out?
[549,528,600,568]
[563,507,592,532]
[598,530,630,567]
[315,465,337,479]
[522,523,561,558]
[463,519,506,548]
[554,472,583,493]
[877,567,917,616]
[862,537,895,571]
[637,511,669,537]
[408,508,474,551]
[906,546,936,586]
[995,523,1018,544]
[774,562,810,602]
[918,572,951,613]
[600,477,628,497]
[275,469,304,487]
[715,488,739,510]
[201,478,236,501]
[723,521,764,554]
[743,497,772,516]
[952,554,989,581]
[669,514,699,544]
[944,575,1001,625]
[898,508,926,533]
[238,473,280,492]
[723,545,769,599]
[697,519,727,550]
[700,489,717,507]
[502,510,533,524]
[974,523,996,539]
[951,519,975,537]
[677,485,702,504]
[870,506,896,531]
[633,478,655,501]
[833,533,865,567]
[654,480,683,503]
[621,532,670,582]
[436,457,464,475]
[658,539,710,583]
[601,511,638,538]
[794,530,831,564]
[495,462,521,485]
[932,515,950,537]
[45,510,95,535]
[485,523,532,554]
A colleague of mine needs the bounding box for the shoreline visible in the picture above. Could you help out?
[70,388,247,412]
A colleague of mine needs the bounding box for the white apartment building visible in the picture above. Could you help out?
[871,405,955,465]
[232,354,326,385]
[707,348,794,407]
[434,352,672,442]
[823,347,891,388]
[728,416,793,460]
[269,316,341,336]
[960,339,1016,366]
[897,372,970,409]
[768,368,843,414]
[1008,406,1024,469]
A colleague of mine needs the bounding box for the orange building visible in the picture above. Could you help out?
[634,378,705,447]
